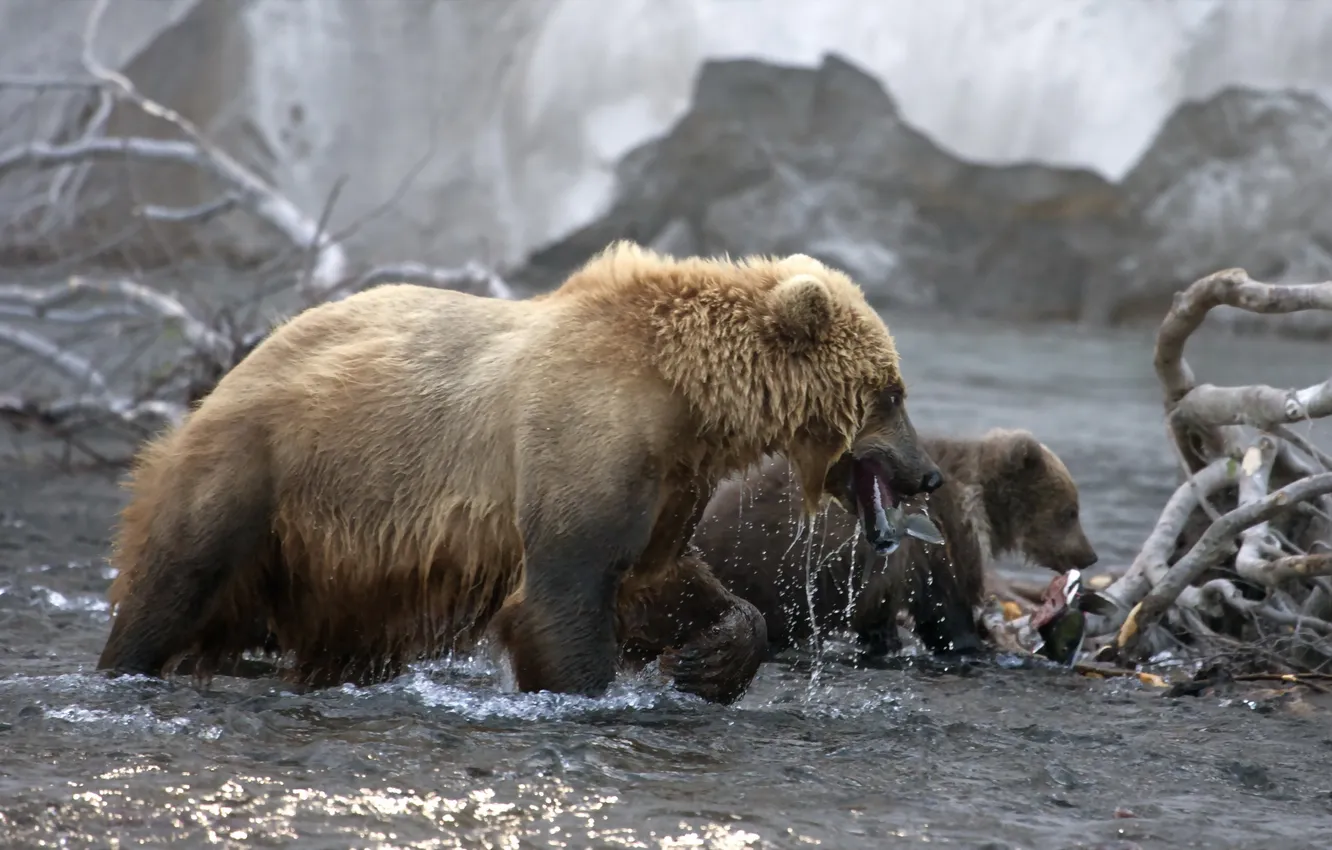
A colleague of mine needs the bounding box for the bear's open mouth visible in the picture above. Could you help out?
[851,457,903,556]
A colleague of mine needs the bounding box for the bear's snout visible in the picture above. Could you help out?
[920,470,943,493]
[1071,540,1099,570]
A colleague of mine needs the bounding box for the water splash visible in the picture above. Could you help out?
[29,585,110,613]
[43,705,224,740]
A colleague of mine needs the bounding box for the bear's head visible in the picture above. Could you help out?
[746,255,944,554]
[978,429,1098,572]
[581,241,943,554]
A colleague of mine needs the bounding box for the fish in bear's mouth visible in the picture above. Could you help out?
[849,457,944,555]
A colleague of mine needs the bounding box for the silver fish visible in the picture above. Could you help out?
[874,507,944,550]
[903,512,944,545]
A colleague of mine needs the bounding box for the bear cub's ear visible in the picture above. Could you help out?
[769,274,834,347]
[1003,430,1044,473]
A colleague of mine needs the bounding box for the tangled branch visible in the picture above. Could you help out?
[1088,268,1332,672]
[0,1,514,464]
[1116,473,1332,661]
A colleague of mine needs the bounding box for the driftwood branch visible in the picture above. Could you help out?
[0,392,184,436]
[1261,554,1332,579]
[0,322,108,394]
[0,134,349,296]
[0,0,349,294]
[1153,268,1332,473]
[0,280,142,324]
[1154,268,1332,405]
[1086,268,1332,673]
[0,1,517,465]
[1117,473,1332,661]
[0,277,231,359]
[1171,379,1332,434]
[1234,437,1284,587]
[1188,578,1332,637]
[1095,457,1238,624]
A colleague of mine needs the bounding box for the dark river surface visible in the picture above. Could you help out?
[3,313,1332,849]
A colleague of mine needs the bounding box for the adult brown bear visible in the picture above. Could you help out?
[693,429,1097,658]
[96,241,942,704]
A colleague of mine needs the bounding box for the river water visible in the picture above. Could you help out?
[2,313,1330,849]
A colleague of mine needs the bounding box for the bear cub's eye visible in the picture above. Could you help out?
[1063,506,1079,523]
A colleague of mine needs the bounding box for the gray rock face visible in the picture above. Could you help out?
[516,54,1332,332]
[1119,88,1332,331]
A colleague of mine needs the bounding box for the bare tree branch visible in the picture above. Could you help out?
[0,0,350,295]
[1234,436,1286,587]
[1153,268,1332,474]
[0,134,349,294]
[1093,457,1238,629]
[1187,578,1332,637]
[0,281,143,324]
[1171,379,1332,433]
[1274,425,1332,472]
[0,392,183,436]
[136,193,240,224]
[1094,266,1332,672]
[0,76,101,90]
[0,303,139,324]
[0,277,230,359]
[0,321,108,394]
[0,2,516,469]
[1264,554,1332,579]
[1154,268,1332,405]
[0,135,209,177]
[1117,472,1332,661]
[67,277,232,358]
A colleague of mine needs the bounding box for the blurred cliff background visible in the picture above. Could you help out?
[3,0,1332,348]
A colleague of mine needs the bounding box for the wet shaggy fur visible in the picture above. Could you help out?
[693,429,1098,657]
[97,240,943,704]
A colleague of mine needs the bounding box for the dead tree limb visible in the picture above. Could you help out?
[1089,268,1332,672]
[0,393,183,434]
[1095,457,1238,627]
[1190,578,1332,636]
[1155,268,1332,405]
[0,0,349,294]
[0,321,108,394]
[1153,268,1332,472]
[0,134,349,296]
[0,260,515,460]
[0,277,231,359]
[1117,472,1332,662]
[1171,379,1332,434]
[0,1,516,463]
[1274,424,1332,472]
[1261,554,1332,579]
[1234,437,1283,587]
[0,318,184,439]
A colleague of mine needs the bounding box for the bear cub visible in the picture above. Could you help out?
[693,428,1098,657]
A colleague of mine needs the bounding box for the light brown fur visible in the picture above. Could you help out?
[98,241,940,703]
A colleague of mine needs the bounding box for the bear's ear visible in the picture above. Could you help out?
[1003,431,1044,474]
[769,274,834,346]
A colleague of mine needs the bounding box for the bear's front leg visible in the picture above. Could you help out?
[850,557,905,658]
[901,544,986,656]
[618,547,768,705]
[496,476,659,698]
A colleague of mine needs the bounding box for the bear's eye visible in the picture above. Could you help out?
[883,389,903,407]
[1063,506,1078,524]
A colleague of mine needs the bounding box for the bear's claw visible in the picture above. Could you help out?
[661,596,767,705]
